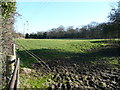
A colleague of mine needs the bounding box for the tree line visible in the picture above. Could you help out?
[25,1,120,39]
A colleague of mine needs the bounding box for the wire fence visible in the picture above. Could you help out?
[8,57,20,89]
[3,44,19,89]
[16,40,52,72]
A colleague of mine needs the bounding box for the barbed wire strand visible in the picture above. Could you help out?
[16,40,52,72]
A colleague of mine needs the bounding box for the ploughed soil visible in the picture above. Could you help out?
[21,44,120,89]
[32,57,120,89]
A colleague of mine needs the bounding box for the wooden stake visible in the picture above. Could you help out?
[7,55,16,75]
[12,44,16,59]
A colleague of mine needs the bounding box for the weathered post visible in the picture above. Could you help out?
[17,58,20,88]
[9,58,19,89]
[15,58,20,89]
[12,44,16,59]
[6,55,16,83]
[6,44,16,87]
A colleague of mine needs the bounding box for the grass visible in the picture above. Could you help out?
[15,39,120,88]
[16,39,108,67]
[19,70,51,88]
[16,39,120,68]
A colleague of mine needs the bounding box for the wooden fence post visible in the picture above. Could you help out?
[17,58,20,88]
[9,58,19,89]
[12,44,16,59]
[15,58,20,89]
[6,44,20,89]
[6,44,16,87]
[6,55,16,81]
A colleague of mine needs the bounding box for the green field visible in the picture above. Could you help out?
[16,39,119,67]
[16,39,120,88]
